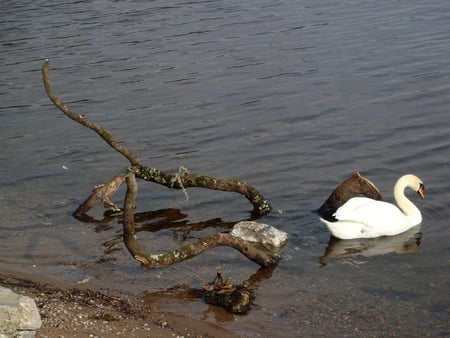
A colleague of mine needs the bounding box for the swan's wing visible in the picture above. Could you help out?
[334,197,405,230]
[334,197,374,217]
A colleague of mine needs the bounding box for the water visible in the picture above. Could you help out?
[1,0,449,336]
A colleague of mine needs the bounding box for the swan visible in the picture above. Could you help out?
[320,174,424,239]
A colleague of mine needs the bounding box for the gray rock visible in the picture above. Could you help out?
[230,221,288,250]
[0,286,41,338]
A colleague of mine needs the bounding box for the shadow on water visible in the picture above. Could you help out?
[79,207,236,233]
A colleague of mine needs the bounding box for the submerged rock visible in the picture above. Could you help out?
[0,286,41,338]
[231,221,288,249]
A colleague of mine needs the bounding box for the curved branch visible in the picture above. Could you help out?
[73,171,128,220]
[123,173,278,268]
[132,165,271,216]
[41,60,142,166]
[42,60,271,217]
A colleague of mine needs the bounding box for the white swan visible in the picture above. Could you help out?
[320,174,424,239]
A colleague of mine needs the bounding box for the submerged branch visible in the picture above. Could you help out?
[123,174,278,268]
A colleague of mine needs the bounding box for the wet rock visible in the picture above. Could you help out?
[0,286,41,338]
[231,221,288,249]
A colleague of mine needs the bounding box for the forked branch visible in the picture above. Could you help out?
[41,59,277,268]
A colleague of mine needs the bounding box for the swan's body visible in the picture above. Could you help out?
[320,174,424,239]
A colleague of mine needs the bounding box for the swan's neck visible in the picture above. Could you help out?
[393,177,422,224]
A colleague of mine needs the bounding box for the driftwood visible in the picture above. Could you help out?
[42,60,271,217]
[202,269,254,314]
[41,60,276,268]
[123,172,278,267]
[202,266,276,314]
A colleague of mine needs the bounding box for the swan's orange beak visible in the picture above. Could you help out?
[417,183,425,199]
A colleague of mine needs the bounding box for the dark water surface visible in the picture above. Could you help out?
[1,0,449,336]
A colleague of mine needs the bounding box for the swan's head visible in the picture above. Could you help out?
[399,174,424,199]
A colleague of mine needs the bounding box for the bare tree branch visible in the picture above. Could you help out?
[41,60,142,166]
[73,171,128,219]
[132,165,271,216]
[42,60,272,217]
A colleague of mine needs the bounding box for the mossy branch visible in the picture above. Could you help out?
[123,173,279,268]
[132,165,271,216]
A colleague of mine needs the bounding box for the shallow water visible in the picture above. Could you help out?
[1,0,449,336]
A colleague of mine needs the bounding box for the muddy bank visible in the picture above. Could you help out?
[1,268,447,338]
[0,271,236,338]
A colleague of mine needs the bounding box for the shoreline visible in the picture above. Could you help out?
[0,270,236,338]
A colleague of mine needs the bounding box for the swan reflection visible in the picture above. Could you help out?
[320,225,422,266]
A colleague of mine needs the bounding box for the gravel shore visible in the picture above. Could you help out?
[0,272,235,338]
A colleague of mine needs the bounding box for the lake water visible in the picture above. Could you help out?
[1,0,449,336]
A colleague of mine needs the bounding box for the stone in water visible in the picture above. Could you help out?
[231,221,288,249]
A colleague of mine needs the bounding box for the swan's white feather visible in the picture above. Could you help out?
[330,197,414,238]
